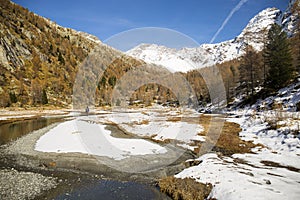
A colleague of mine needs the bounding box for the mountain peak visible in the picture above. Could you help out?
[236,7,281,51]
[127,4,297,73]
[244,7,281,29]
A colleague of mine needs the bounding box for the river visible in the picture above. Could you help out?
[0,116,171,200]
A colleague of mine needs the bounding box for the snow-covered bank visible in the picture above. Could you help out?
[176,152,300,200]
[170,79,300,199]
[35,119,167,160]
[96,108,205,150]
[228,116,300,167]
[34,107,205,159]
[175,114,300,200]
[4,112,191,174]
[0,114,35,121]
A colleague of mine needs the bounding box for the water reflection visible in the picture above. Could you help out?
[0,117,62,145]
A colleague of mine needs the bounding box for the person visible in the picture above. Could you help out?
[85,106,89,114]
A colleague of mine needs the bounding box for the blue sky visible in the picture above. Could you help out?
[12,0,289,50]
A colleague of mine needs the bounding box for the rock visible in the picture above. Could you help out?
[48,161,56,167]
[296,101,300,111]
[245,172,254,177]
[184,159,202,167]
[0,169,57,200]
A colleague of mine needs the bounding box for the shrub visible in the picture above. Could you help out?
[9,91,17,103]
[159,176,212,200]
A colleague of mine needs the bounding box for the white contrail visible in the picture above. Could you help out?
[210,0,249,43]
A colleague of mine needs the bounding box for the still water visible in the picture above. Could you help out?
[0,117,62,145]
[56,180,169,200]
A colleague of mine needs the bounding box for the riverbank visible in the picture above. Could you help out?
[0,107,70,126]
[4,119,191,173]
[0,106,251,199]
[0,150,134,200]
[0,114,193,199]
[4,106,292,200]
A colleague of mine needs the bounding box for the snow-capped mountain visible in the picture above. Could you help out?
[126,43,214,73]
[127,1,298,73]
[282,0,300,37]
[201,7,281,64]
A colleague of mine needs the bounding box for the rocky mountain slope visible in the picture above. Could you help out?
[282,0,300,37]
[0,0,100,106]
[127,1,299,72]
[0,0,146,107]
[0,0,188,108]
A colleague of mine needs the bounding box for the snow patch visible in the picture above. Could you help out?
[35,119,167,160]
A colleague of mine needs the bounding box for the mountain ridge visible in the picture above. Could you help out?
[127,2,298,73]
[0,0,298,108]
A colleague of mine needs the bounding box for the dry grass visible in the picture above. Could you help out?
[156,115,260,199]
[262,111,300,135]
[186,115,213,135]
[141,111,149,116]
[261,160,300,172]
[212,120,258,155]
[133,119,149,125]
[159,176,212,200]
[181,115,260,155]
[157,114,260,155]
[167,117,182,122]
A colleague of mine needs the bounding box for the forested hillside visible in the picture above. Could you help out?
[0,0,299,109]
[0,0,99,107]
[0,0,198,108]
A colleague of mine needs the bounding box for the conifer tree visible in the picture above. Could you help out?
[42,89,48,105]
[239,45,260,96]
[9,91,17,103]
[264,24,294,90]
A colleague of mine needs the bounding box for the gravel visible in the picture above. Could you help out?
[0,168,57,200]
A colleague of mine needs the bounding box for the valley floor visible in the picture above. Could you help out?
[0,105,299,199]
